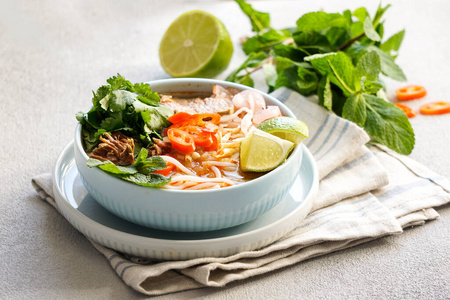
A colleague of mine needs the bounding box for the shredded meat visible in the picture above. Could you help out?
[148,138,172,156]
[89,131,135,166]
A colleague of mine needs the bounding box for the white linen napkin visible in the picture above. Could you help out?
[32,88,450,296]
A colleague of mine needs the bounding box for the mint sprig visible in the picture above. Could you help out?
[87,148,170,187]
[227,2,414,155]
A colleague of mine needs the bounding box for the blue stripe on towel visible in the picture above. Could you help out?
[275,195,376,243]
[108,254,120,262]
[306,114,330,149]
[377,179,434,202]
[312,118,340,156]
[120,265,137,278]
[317,121,349,161]
[114,261,128,272]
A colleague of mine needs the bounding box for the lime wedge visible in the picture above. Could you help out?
[159,10,233,78]
[240,128,295,172]
[257,116,309,145]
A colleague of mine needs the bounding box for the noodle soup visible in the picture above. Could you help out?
[75,78,305,231]
[81,81,292,191]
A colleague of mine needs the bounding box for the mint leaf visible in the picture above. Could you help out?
[262,62,277,92]
[243,29,291,55]
[292,31,331,54]
[87,159,138,175]
[137,156,167,175]
[134,148,167,174]
[363,94,414,155]
[342,93,367,127]
[122,173,170,188]
[317,75,332,110]
[355,51,381,82]
[296,12,348,32]
[272,44,309,62]
[380,30,405,58]
[353,7,368,22]
[305,52,358,95]
[367,46,407,81]
[373,4,391,26]
[274,64,318,95]
[226,52,268,83]
[235,0,270,32]
[87,149,170,188]
[363,15,381,42]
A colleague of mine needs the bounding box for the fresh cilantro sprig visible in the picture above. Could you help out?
[76,74,173,152]
[228,1,414,155]
[87,148,170,187]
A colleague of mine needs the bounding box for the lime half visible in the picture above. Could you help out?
[240,128,295,172]
[159,10,233,78]
[257,116,309,145]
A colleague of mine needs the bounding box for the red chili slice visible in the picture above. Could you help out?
[394,103,418,118]
[395,85,427,101]
[202,133,219,151]
[152,162,175,176]
[167,128,195,154]
[419,102,450,115]
[167,112,195,124]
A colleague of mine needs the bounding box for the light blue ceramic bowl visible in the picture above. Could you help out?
[74,78,304,232]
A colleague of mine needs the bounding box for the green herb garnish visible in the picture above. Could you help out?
[76,74,173,152]
[228,1,414,155]
[87,148,170,187]
[77,74,174,188]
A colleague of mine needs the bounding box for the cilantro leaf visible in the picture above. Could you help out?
[77,73,174,151]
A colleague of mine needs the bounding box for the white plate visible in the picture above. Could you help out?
[52,142,318,260]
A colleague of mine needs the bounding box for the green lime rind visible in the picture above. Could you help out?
[159,10,233,78]
[257,116,309,145]
[240,128,295,172]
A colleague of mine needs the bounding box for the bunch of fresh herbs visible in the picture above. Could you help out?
[76,74,173,153]
[227,1,414,154]
[76,74,173,187]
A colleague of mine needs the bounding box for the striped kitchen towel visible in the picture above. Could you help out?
[31,88,450,296]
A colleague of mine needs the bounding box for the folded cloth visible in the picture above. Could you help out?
[32,88,450,296]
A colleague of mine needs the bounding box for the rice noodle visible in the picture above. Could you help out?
[160,155,195,175]
[203,161,237,167]
[170,175,234,185]
[185,183,222,190]
[211,166,222,178]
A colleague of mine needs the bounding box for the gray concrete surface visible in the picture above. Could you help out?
[1,0,449,299]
